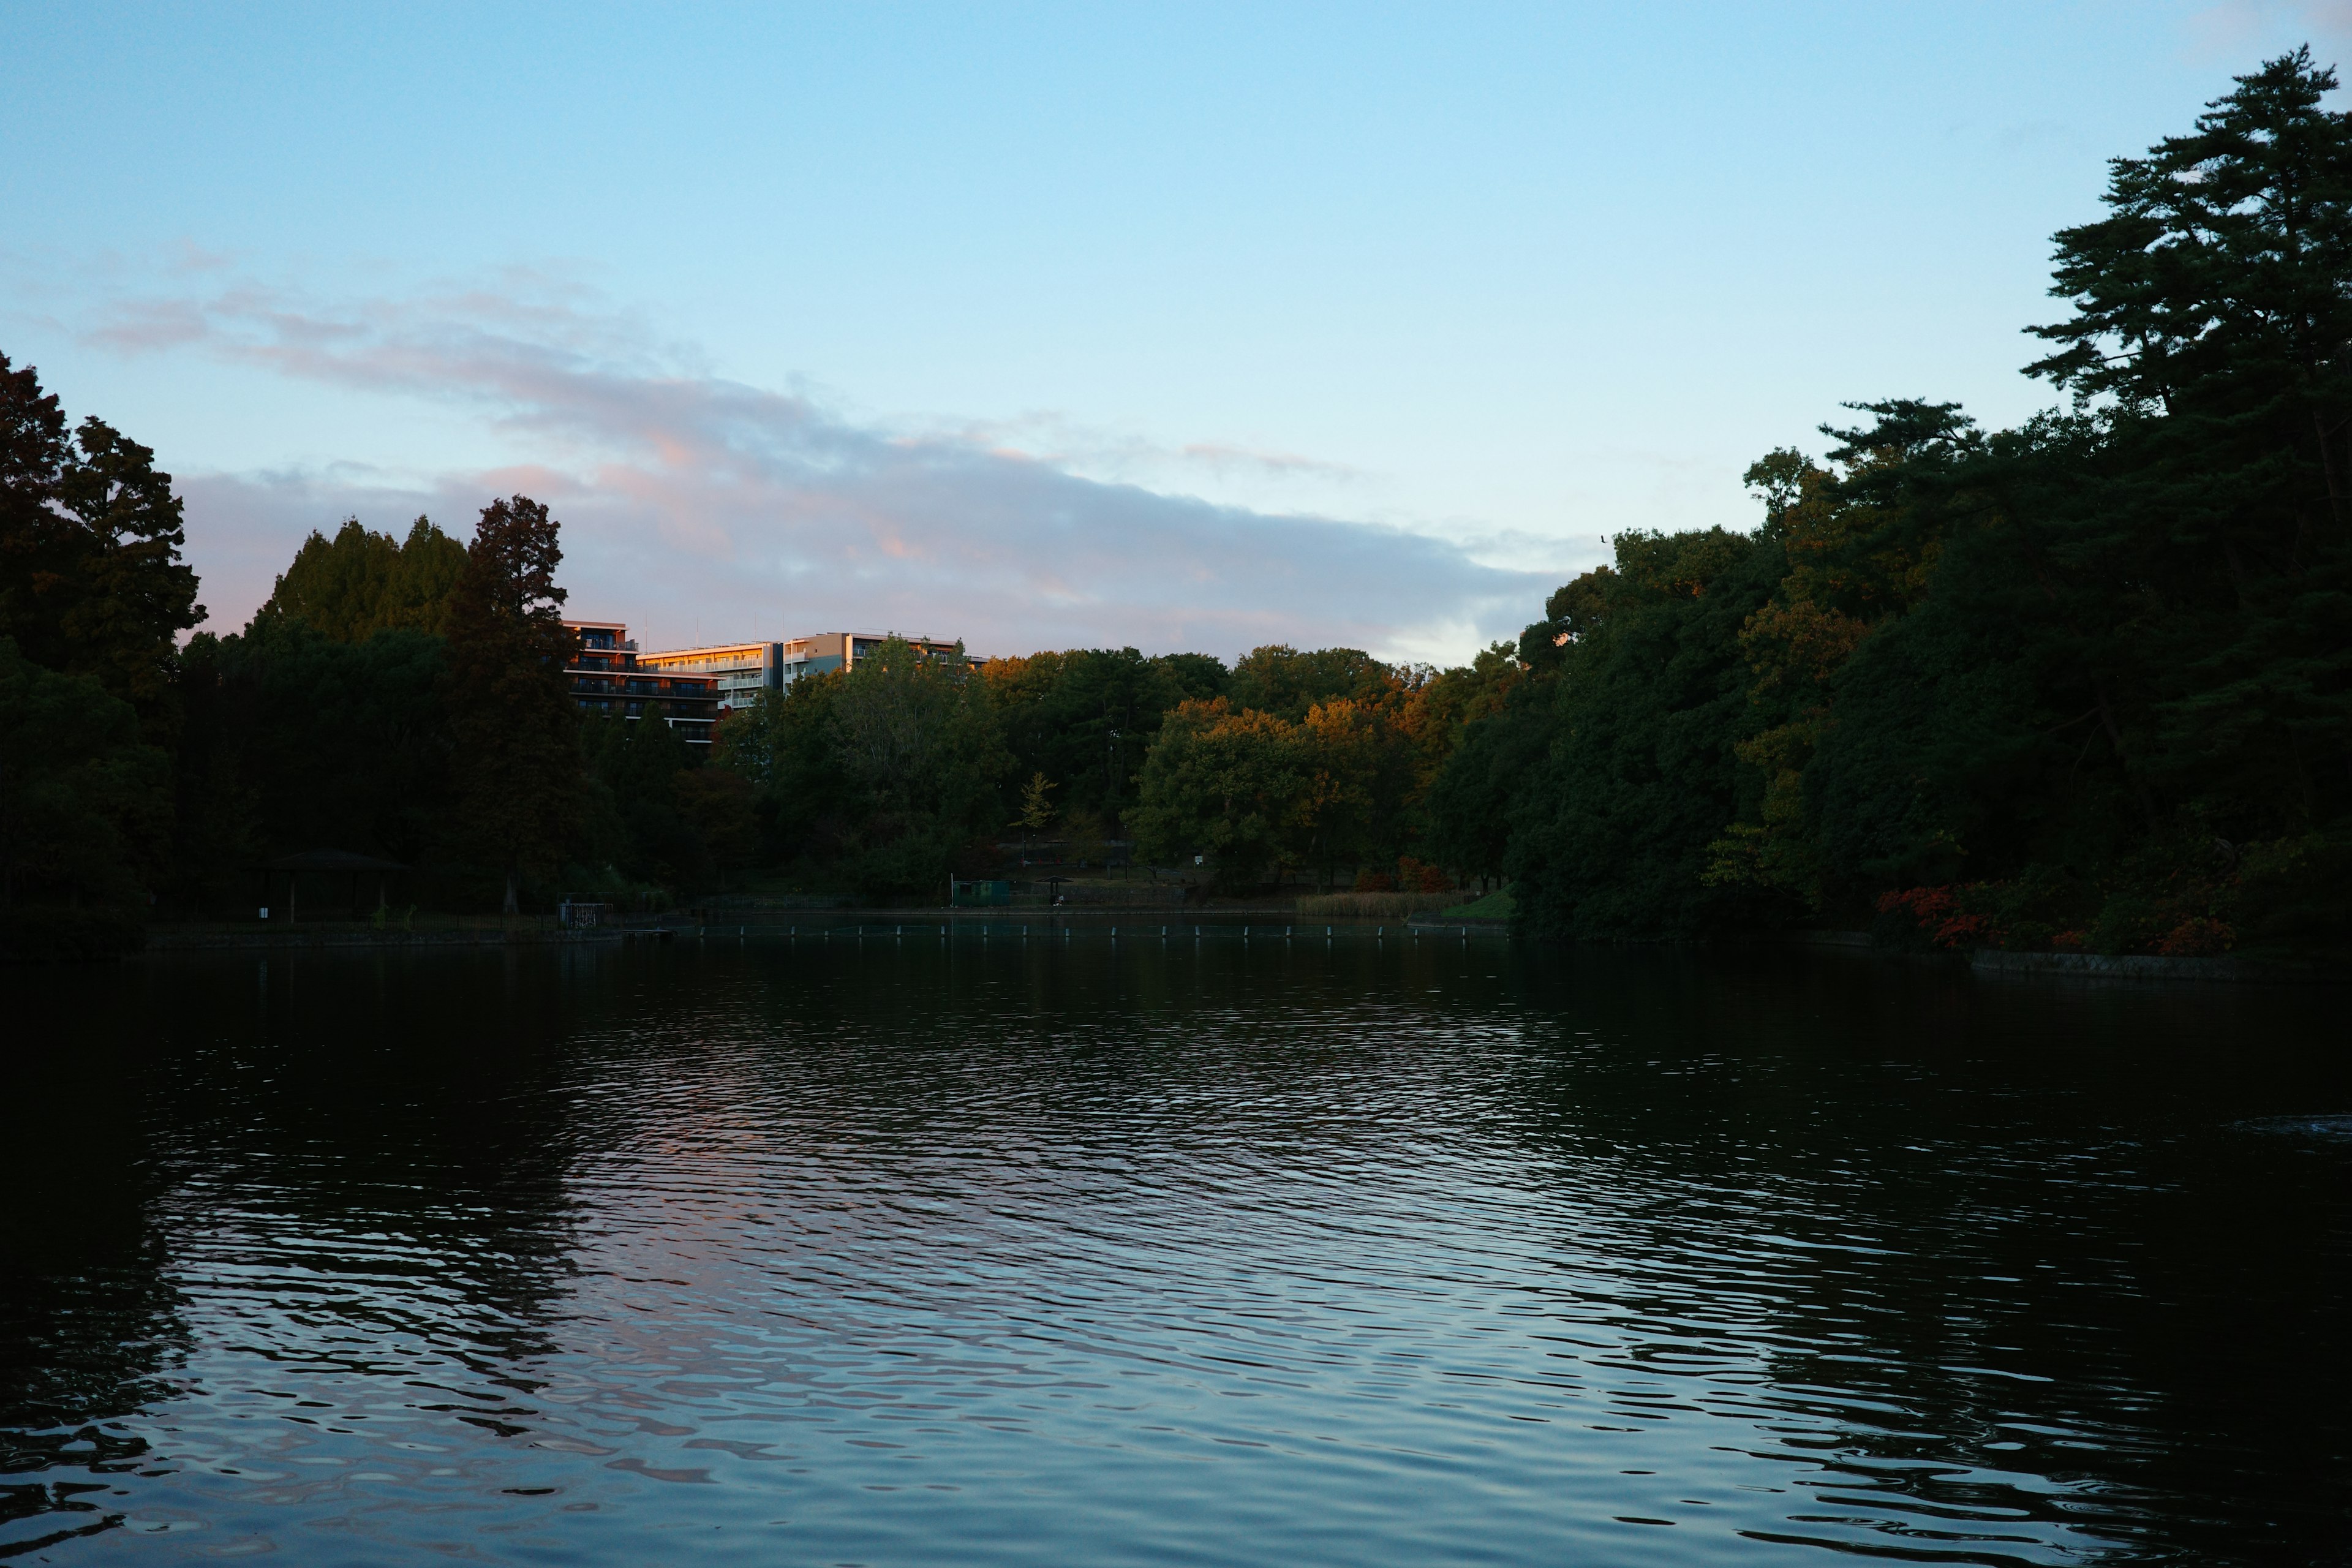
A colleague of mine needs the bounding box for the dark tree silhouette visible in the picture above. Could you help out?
[443,495,583,913]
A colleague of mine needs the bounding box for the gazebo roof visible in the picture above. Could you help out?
[260,850,410,873]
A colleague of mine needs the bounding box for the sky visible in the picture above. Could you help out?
[4,1,2349,664]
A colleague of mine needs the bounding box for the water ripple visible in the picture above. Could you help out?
[1,937,2345,1564]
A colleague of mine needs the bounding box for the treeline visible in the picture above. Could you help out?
[718,639,1517,895]
[0,445,693,952]
[0,361,1515,954]
[1429,51,2352,960]
[7,50,2346,963]
[176,510,763,919]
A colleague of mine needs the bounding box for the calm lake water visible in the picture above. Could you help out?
[3,927,2347,1566]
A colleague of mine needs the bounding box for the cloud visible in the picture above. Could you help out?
[920,410,1369,491]
[85,273,1567,662]
[2188,1,2352,60]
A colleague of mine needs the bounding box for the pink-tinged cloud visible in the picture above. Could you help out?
[96,276,1559,660]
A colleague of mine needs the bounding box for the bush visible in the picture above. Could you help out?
[1397,856,1450,892]
[1295,891,1458,919]
[1873,885,1997,951]
[2233,829,2352,956]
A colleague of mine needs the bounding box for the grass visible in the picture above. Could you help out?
[1441,886,1515,920]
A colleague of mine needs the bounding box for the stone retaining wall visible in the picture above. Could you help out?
[1967,949,2342,984]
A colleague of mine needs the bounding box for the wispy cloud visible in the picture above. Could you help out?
[2188,1,2352,61]
[80,272,1565,662]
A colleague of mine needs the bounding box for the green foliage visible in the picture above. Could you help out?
[253,516,467,641]
[982,647,1221,826]
[0,356,196,952]
[1488,529,1789,939]
[1298,696,1419,888]
[1227,644,1393,722]
[1445,52,2352,959]
[1127,698,1310,889]
[2022,49,2352,844]
[0,638,171,959]
[1423,678,1546,888]
[673,767,758,884]
[719,637,1008,897]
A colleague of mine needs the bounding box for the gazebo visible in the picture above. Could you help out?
[255,850,410,922]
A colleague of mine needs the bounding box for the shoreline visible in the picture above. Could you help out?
[121,916,2351,982]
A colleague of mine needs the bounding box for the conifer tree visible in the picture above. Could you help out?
[255,514,467,641]
[443,495,583,913]
[2026,47,2352,829]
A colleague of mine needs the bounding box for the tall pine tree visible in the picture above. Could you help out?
[2026,47,2352,840]
[443,495,583,913]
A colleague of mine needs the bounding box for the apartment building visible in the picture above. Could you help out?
[632,641,789,715]
[562,621,723,745]
[778,632,974,682]
[565,625,978,741]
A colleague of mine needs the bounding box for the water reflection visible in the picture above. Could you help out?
[0,1038,188,1557]
[0,932,2343,1564]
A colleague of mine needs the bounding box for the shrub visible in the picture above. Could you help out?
[1397,856,1451,892]
[2233,830,2352,955]
[2156,916,2236,957]
[1295,891,1458,919]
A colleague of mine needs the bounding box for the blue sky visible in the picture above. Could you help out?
[4,1,2346,661]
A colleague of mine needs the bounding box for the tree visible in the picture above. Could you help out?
[673,766,758,888]
[0,356,203,734]
[442,496,583,913]
[1298,698,1412,889]
[1702,412,1967,908]
[0,638,172,959]
[1499,529,1787,938]
[1425,670,1553,891]
[1128,698,1310,889]
[1227,644,1398,723]
[1396,641,1521,871]
[715,668,848,870]
[981,647,1217,826]
[826,638,1008,892]
[176,622,454,880]
[2024,47,2352,844]
[718,637,1008,895]
[1012,771,1057,865]
[254,515,467,641]
[581,706,671,882]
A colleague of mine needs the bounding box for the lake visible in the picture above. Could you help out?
[3,925,2346,1565]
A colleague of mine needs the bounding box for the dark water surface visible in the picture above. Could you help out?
[3,929,2347,1565]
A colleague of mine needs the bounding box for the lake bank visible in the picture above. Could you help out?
[124,913,2352,982]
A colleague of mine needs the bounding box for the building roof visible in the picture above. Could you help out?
[636,642,777,662]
